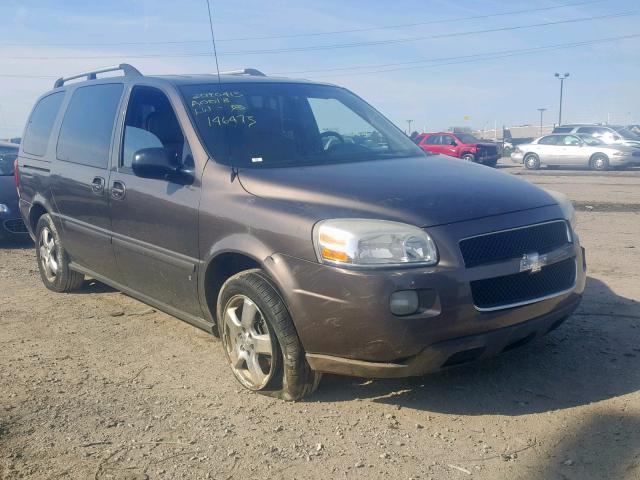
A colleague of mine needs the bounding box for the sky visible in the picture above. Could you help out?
[1,0,639,139]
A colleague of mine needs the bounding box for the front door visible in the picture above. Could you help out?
[50,83,124,281]
[109,85,202,317]
[439,134,460,157]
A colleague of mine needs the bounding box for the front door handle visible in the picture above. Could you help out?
[111,180,126,200]
[91,177,105,195]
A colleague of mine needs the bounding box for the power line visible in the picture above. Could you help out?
[218,11,637,56]
[0,0,605,46]
[2,11,634,60]
[308,34,640,78]
[2,33,638,81]
[272,33,640,76]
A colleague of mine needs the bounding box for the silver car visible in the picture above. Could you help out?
[511,134,640,171]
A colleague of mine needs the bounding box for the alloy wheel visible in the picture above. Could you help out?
[222,295,276,390]
[39,227,59,282]
[593,156,606,170]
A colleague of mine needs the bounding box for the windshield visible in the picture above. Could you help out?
[579,135,604,146]
[455,133,480,144]
[180,83,422,168]
[0,146,18,176]
[612,127,640,140]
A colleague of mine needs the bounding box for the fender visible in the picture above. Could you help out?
[197,233,287,324]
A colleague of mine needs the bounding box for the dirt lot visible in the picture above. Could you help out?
[1,165,639,480]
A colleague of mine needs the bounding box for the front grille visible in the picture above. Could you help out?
[3,218,28,234]
[477,145,498,157]
[470,257,576,310]
[460,220,569,268]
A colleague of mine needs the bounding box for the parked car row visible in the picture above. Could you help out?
[12,64,586,399]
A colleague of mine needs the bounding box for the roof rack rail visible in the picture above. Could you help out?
[219,68,266,77]
[54,63,142,88]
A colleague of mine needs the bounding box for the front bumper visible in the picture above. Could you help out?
[306,296,579,378]
[511,152,524,163]
[267,207,586,378]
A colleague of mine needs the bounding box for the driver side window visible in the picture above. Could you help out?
[121,86,190,169]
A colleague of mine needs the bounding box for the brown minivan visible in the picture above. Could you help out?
[16,65,585,400]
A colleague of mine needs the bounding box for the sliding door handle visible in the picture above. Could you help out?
[91,177,105,195]
[111,180,126,200]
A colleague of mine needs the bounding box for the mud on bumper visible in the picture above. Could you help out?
[305,295,580,378]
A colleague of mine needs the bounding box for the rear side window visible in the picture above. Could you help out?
[57,84,124,168]
[577,127,600,135]
[22,92,65,156]
[538,136,559,145]
[424,135,441,145]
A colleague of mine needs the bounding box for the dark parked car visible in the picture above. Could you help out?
[0,141,29,241]
[17,65,586,399]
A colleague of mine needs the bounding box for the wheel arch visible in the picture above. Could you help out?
[199,234,287,332]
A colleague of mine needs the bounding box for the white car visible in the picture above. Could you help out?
[511,134,640,170]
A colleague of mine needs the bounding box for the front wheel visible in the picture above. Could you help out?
[524,153,540,170]
[35,214,85,292]
[590,154,609,171]
[461,153,475,162]
[217,269,321,400]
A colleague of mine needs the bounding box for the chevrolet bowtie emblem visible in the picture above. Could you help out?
[520,252,547,273]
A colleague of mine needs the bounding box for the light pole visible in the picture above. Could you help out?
[406,119,413,135]
[537,108,547,135]
[554,72,569,126]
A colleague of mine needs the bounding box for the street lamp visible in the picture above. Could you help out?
[406,119,413,135]
[537,108,547,135]
[554,72,569,126]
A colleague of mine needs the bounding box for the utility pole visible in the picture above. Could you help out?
[537,108,547,135]
[406,119,413,135]
[554,72,569,125]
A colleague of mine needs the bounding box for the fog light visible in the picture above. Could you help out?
[390,290,419,316]
[0,204,8,214]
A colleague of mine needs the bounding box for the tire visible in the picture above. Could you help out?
[35,214,85,292]
[461,153,475,162]
[590,154,609,171]
[484,158,498,168]
[217,269,321,400]
[524,153,540,170]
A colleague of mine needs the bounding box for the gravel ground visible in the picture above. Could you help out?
[1,165,639,480]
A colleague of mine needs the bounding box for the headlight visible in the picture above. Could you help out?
[0,204,9,214]
[545,189,576,230]
[313,219,438,268]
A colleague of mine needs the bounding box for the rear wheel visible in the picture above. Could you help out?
[35,214,84,292]
[217,269,321,400]
[590,154,609,171]
[524,153,540,170]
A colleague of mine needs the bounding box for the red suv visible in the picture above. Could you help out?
[414,132,500,167]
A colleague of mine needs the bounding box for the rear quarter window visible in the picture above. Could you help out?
[56,83,124,168]
[22,92,65,156]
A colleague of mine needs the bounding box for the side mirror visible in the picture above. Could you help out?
[132,148,179,179]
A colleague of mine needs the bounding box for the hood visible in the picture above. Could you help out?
[237,155,557,227]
